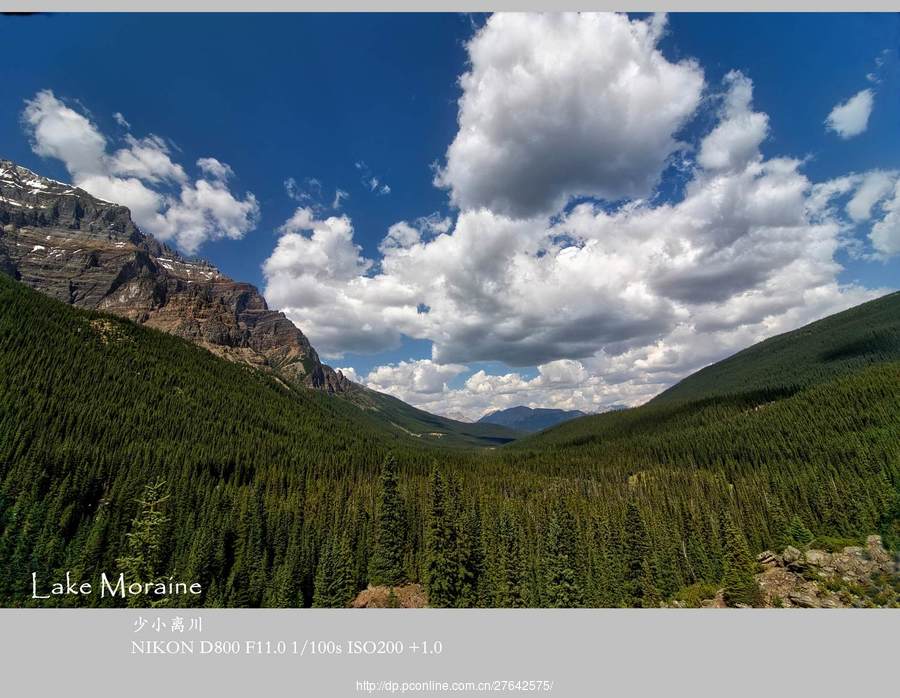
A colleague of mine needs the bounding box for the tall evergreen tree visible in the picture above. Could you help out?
[368,456,406,586]
[541,503,584,608]
[313,532,355,607]
[424,467,457,607]
[116,479,169,608]
[455,501,485,608]
[721,514,762,607]
[622,501,651,607]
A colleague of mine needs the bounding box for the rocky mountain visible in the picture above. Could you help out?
[477,405,586,433]
[0,159,350,392]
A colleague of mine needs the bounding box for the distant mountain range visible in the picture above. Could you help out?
[478,406,587,433]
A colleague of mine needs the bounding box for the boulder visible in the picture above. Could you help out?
[787,590,820,608]
[782,546,802,565]
[351,583,428,609]
[757,550,780,566]
[803,549,831,567]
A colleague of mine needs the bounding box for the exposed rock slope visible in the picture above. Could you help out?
[0,159,350,392]
[351,584,428,608]
[753,536,897,608]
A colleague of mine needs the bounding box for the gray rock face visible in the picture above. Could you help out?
[787,590,819,608]
[0,160,351,393]
[756,536,896,608]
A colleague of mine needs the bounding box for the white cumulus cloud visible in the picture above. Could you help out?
[197,157,234,181]
[21,89,258,254]
[264,68,889,415]
[870,181,900,258]
[825,88,874,139]
[434,12,704,217]
[697,70,769,172]
[365,359,468,397]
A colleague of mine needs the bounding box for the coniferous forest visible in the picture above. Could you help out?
[1,274,898,608]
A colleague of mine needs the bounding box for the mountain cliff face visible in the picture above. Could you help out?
[0,159,350,392]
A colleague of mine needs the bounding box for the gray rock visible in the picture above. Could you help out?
[757,550,779,566]
[804,549,831,567]
[787,591,820,608]
[782,546,802,565]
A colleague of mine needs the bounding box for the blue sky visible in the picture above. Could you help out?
[2,13,898,418]
[0,13,469,278]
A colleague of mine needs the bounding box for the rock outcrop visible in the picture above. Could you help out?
[351,584,428,608]
[0,159,351,392]
[753,535,897,608]
[680,535,898,608]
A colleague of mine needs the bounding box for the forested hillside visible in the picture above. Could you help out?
[1,275,897,607]
[652,291,900,404]
[346,387,520,447]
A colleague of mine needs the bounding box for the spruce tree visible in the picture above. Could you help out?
[455,502,485,608]
[116,479,169,608]
[767,496,790,550]
[541,503,583,608]
[424,467,457,607]
[786,516,814,549]
[368,456,406,586]
[622,501,651,607]
[492,507,526,607]
[639,557,662,608]
[722,514,762,607]
[312,533,355,607]
[311,552,332,608]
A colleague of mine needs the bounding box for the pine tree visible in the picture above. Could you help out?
[767,496,790,550]
[312,533,354,607]
[589,515,620,607]
[424,467,457,607]
[786,516,814,549]
[116,479,169,608]
[368,456,406,587]
[455,501,485,608]
[721,514,762,607]
[312,546,333,608]
[491,507,526,607]
[622,502,651,607]
[639,557,662,608]
[541,503,583,608]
